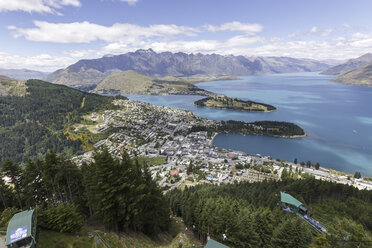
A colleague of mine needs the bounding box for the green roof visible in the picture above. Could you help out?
[204,239,229,248]
[280,192,303,208]
[5,210,34,245]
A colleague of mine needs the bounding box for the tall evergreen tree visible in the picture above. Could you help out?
[1,159,23,209]
[271,217,312,248]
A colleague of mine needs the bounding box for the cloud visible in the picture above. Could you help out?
[320,28,333,37]
[0,51,77,72]
[225,35,264,47]
[343,24,350,29]
[289,26,333,38]
[5,19,372,71]
[9,21,200,43]
[310,26,318,33]
[120,0,139,5]
[205,22,263,34]
[99,35,264,56]
[63,49,96,58]
[223,33,372,60]
[0,0,81,14]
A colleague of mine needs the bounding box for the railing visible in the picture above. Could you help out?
[89,231,112,248]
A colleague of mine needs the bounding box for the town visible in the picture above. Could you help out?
[72,99,372,191]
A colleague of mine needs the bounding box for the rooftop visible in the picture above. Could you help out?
[280,192,303,208]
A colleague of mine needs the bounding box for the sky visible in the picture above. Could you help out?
[1,0,372,71]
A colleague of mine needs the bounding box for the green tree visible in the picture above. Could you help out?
[306,160,312,168]
[271,217,312,248]
[253,208,275,248]
[83,149,169,234]
[1,159,23,209]
[0,207,20,228]
[187,161,194,175]
[309,234,332,248]
[294,158,298,164]
[22,159,46,207]
[354,171,362,179]
[37,204,83,233]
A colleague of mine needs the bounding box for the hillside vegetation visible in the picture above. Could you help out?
[191,120,305,138]
[92,70,206,95]
[0,79,123,164]
[0,76,27,96]
[94,70,155,94]
[0,150,183,246]
[195,95,276,112]
[167,179,372,247]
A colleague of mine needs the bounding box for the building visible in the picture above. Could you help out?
[5,209,37,248]
[280,192,308,215]
[280,192,326,233]
[204,239,229,248]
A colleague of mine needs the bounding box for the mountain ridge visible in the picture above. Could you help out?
[321,53,372,75]
[333,62,372,86]
[46,49,331,87]
[0,68,49,80]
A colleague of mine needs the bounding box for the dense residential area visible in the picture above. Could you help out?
[72,99,372,191]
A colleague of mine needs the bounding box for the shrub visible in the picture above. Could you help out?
[0,207,20,228]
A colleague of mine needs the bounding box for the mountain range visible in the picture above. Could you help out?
[333,62,372,86]
[321,53,372,75]
[0,68,49,80]
[46,49,331,88]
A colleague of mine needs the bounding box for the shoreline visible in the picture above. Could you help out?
[193,102,276,112]
[211,132,307,142]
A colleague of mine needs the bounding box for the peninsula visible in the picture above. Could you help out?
[194,95,276,112]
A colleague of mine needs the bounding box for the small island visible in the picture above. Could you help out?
[194,95,276,112]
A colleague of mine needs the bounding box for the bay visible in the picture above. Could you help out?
[125,72,372,176]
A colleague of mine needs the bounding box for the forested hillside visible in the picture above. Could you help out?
[0,150,170,236]
[0,79,124,164]
[167,179,372,247]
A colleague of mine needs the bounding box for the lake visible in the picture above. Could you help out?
[125,72,372,176]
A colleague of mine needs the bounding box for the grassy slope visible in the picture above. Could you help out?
[92,71,240,95]
[38,217,201,248]
[137,156,166,166]
[94,70,155,94]
[0,76,27,96]
[93,70,199,95]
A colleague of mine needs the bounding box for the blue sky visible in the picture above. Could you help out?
[1,0,372,71]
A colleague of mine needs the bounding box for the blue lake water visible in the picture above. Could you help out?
[125,72,372,175]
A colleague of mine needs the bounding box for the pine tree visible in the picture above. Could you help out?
[253,208,275,248]
[22,159,46,207]
[0,177,9,210]
[271,217,312,248]
[1,159,23,209]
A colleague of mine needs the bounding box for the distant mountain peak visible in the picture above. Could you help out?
[46,50,331,87]
[134,48,156,54]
